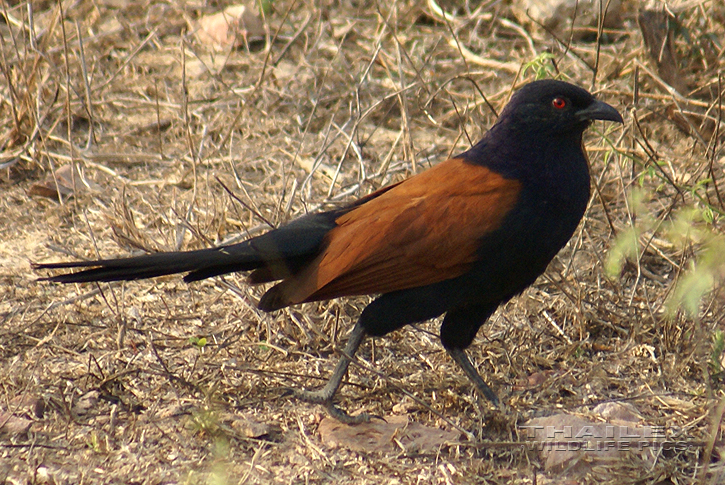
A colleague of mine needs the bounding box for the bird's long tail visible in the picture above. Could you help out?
[34,211,339,285]
[33,243,266,284]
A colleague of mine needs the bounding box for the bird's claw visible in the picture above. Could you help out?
[323,402,375,424]
[290,387,379,424]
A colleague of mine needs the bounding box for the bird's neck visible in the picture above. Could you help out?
[460,124,590,202]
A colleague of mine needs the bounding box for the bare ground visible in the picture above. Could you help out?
[1,1,725,483]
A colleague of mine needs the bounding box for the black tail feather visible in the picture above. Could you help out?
[34,245,264,284]
[35,210,339,287]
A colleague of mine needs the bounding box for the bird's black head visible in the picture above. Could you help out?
[495,79,623,135]
[458,79,622,180]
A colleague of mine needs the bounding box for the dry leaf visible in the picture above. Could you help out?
[0,412,32,436]
[522,409,662,476]
[638,9,688,95]
[9,393,46,418]
[29,164,100,200]
[512,0,626,40]
[194,5,267,51]
[230,413,275,439]
[319,415,458,453]
[72,390,100,416]
[593,401,642,425]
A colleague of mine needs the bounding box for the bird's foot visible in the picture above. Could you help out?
[291,387,333,404]
[322,402,374,424]
[291,387,379,424]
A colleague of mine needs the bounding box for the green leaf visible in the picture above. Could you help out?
[606,226,640,277]
[522,53,556,80]
[189,336,208,348]
[667,263,715,318]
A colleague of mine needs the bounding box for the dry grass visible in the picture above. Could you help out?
[1,0,724,483]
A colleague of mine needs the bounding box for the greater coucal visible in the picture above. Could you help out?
[36,80,623,423]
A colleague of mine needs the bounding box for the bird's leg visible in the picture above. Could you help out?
[293,320,372,424]
[446,346,499,406]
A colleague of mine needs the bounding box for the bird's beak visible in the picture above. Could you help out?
[577,99,623,123]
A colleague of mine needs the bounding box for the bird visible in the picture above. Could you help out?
[36,79,623,423]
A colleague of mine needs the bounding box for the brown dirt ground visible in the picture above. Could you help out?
[1,1,725,483]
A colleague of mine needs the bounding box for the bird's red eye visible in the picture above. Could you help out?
[552,97,567,109]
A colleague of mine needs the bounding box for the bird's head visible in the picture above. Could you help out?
[496,79,623,136]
